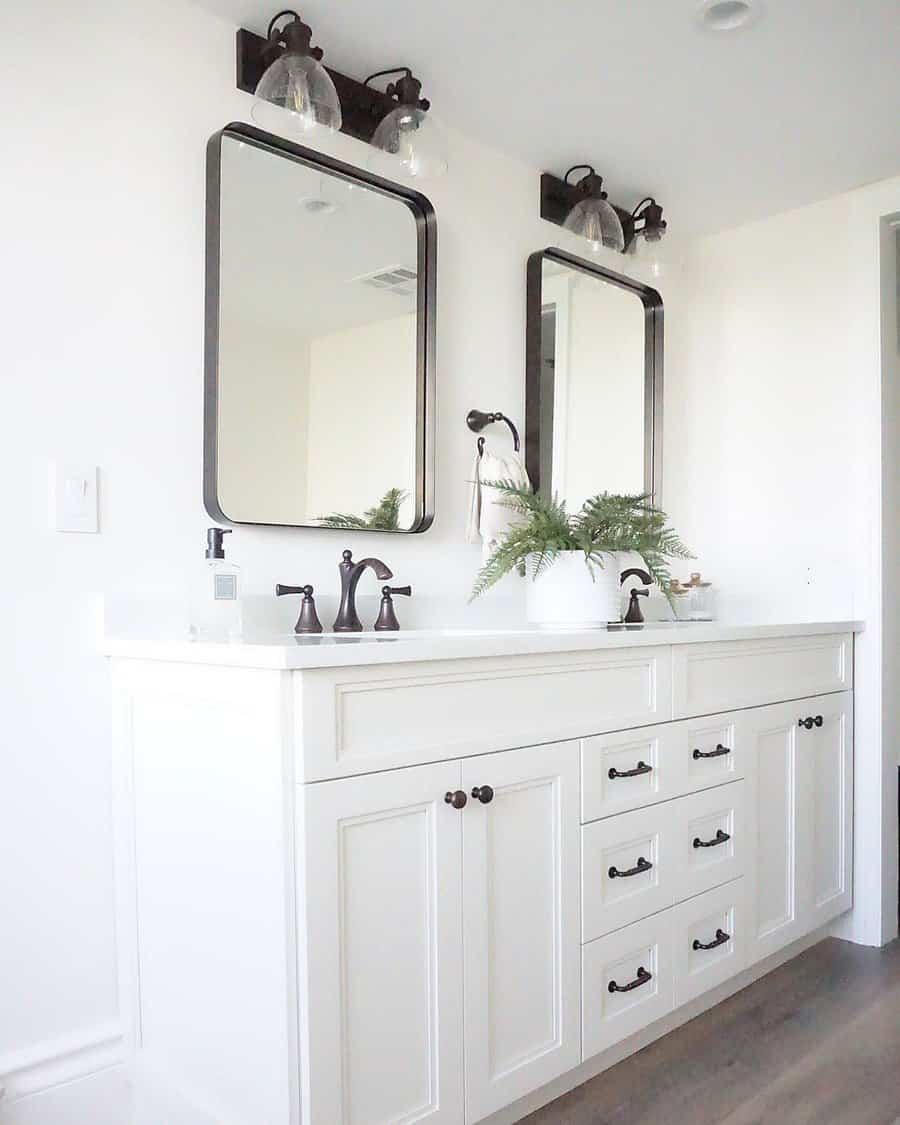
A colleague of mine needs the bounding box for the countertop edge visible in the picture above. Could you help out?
[101,621,864,671]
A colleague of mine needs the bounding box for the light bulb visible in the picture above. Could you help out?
[252,51,342,136]
[370,106,447,179]
[562,196,625,253]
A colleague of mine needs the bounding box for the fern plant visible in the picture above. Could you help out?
[318,488,408,531]
[470,482,692,601]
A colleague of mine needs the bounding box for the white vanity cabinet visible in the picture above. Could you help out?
[106,623,857,1125]
[747,692,853,963]
[297,742,581,1125]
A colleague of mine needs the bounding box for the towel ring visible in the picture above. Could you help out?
[467,410,521,457]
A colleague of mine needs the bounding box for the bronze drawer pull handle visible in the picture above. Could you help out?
[608,760,652,780]
[444,790,467,810]
[693,928,731,951]
[608,856,653,879]
[608,966,652,993]
[692,743,731,760]
[693,828,730,849]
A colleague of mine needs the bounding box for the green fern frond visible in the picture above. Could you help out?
[470,487,694,602]
[318,488,409,531]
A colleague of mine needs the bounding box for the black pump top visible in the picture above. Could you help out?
[205,527,232,559]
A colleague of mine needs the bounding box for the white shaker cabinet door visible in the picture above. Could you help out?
[746,701,805,964]
[297,762,465,1125]
[746,693,854,967]
[461,742,581,1123]
[800,692,853,933]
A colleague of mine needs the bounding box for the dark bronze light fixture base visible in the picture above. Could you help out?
[236,27,405,143]
[539,171,667,254]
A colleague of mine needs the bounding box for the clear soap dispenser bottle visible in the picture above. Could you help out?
[190,528,242,641]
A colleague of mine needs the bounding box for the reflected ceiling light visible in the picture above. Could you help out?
[697,0,760,31]
[540,167,668,258]
[250,10,342,135]
[366,69,447,179]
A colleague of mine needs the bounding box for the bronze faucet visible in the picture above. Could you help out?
[333,550,393,632]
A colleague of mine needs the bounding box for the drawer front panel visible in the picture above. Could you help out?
[684,714,742,791]
[297,648,672,781]
[674,783,745,902]
[582,914,674,1059]
[582,725,677,821]
[582,713,747,824]
[582,805,675,941]
[672,634,851,718]
[673,880,747,1007]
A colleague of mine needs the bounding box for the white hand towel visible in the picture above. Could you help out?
[466,442,531,560]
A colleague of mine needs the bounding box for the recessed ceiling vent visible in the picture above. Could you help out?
[354,265,417,297]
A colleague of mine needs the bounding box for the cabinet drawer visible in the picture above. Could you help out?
[673,880,747,1006]
[683,714,742,791]
[582,913,674,1059]
[296,647,672,781]
[582,804,676,941]
[582,714,745,824]
[672,634,851,717]
[673,783,744,902]
[582,724,679,821]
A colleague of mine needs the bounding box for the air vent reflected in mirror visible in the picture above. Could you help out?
[353,265,417,297]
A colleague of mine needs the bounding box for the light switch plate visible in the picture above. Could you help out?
[50,463,99,533]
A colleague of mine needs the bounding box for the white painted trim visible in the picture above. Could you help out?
[481,926,841,1125]
[0,1022,125,1103]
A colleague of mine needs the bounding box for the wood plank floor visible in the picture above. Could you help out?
[523,938,900,1125]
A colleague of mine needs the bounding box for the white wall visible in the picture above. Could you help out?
[0,0,661,1096]
[306,313,417,525]
[2,0,898,1106]
[564,277,645,504]
[667,177,900,946]
[217,312,311,523]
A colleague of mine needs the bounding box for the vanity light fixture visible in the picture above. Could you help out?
[366,68,447,178]
[540,166,668,257]
[236,14,446,177]
[249,10,342,135]
[560,166,625,253]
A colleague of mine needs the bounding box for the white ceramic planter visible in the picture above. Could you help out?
[525,551,621,627]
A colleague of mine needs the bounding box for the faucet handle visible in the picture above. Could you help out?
[374,585,412,632]
[275,583,323,635]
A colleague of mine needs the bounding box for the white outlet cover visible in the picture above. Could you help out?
[50,462,99,533]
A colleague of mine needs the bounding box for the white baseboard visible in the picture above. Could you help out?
[0,1023,125,1104]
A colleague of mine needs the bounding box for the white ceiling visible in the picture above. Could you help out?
[195,0,900,235]
[219,133,417,333]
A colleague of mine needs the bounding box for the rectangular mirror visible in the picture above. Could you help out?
[205,124,435,532]
[525,249,663,506]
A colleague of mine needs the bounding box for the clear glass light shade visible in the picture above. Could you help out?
[562,196,625,253]
[369,106,448,179]
[252,53,342,136]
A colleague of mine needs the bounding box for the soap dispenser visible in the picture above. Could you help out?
[189,528,242,641]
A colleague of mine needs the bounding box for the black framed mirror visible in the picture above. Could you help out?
[204,123,436,532]
[525,248,663,506]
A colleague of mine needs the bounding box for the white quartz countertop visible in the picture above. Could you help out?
[102,621,863,671]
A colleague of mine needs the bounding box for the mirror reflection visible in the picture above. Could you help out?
[207,129,433,531]
[527,251,661,507]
